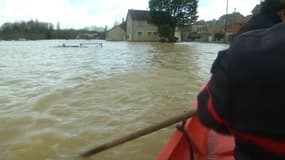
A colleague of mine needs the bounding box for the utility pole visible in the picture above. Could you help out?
[224,0,229,42]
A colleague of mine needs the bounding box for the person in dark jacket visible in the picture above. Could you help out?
[197,1,285,160]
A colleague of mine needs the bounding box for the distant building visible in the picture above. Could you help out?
[76,33,97,39]
[207,19,223,35]
[106,9,183,42]
[191,20,208,34]
[225,19,249,41]
[187,21,209,41]
[226,20,247,33]
[220,12,245,28]
[126,9,159,41]
[106,22,127,41]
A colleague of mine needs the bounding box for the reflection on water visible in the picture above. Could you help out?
[0,40,228,160]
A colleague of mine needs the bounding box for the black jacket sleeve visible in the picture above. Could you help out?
[197,50,231,135]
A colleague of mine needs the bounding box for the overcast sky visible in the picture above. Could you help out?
[0,0,261,29]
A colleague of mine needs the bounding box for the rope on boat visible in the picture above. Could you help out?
[176,121,195,160]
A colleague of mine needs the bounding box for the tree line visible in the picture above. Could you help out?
[0,20,105,40]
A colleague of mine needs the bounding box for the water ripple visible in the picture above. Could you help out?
[0,40,228,160]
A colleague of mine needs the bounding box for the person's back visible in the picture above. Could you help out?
[197,1,285,159]
[224,22,285,160]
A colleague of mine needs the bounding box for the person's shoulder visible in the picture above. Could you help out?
[227,22,285,67]
[230,22,285,51]
[238,22,285,39]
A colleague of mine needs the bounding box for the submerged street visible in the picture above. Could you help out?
[0,40,228,160]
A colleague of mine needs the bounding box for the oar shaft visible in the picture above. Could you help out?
[81,109,197,158]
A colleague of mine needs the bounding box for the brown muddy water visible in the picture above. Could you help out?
[0,40,228,160]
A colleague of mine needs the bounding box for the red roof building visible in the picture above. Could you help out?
[227,20,248,33]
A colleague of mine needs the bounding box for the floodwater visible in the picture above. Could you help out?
[0,40,228,160]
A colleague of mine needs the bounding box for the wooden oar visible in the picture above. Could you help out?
[80,109,197,158]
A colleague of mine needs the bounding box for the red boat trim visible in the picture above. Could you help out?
[206,84,285,157]
[206,84,228,126]
[156,131,184,160]
[231,130,285,157]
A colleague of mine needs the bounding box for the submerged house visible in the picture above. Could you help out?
[106,9,182,42]
[126,9,159,41]
[106,22,127,41]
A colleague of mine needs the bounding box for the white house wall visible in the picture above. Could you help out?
[127,15,133,41]
[127,14,159,42]
[192,25,208,33]
[132,20,159,41]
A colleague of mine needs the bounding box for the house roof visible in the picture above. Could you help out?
[193,20,207,25]
[127,9,151,21]
[119,21,127,31]
[108,21,127,33]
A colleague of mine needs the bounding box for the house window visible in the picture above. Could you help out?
[147,32,152,37]
[138,32,143,37]
[153,32,158,37]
